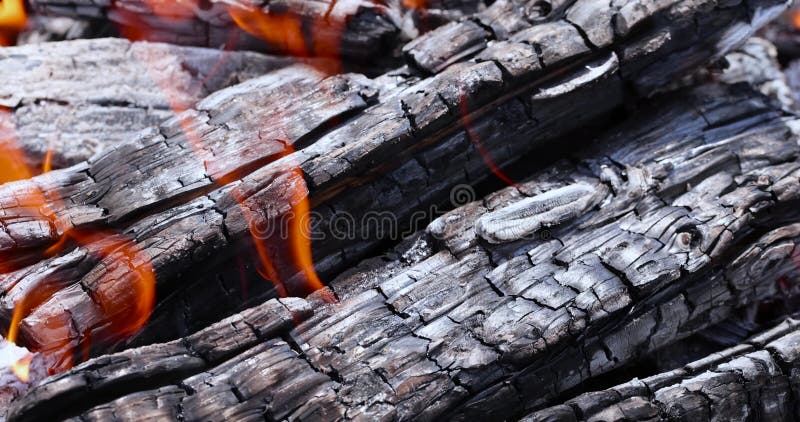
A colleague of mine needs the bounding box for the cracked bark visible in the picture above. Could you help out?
[0,37,305,172]
[1,0,796,420]
[8,45,800,422]
[524,317,800,421]
[0,0,783,367]
[0,1,782,382]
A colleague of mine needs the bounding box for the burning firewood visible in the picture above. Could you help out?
[0,0,783,377]
[7,73,800,422]
[1,0,799,420]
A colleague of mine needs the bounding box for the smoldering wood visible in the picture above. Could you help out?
[8,78,800,420]
[0,0,782,373]
[7,297,313,422]
[0,37,304,171]
[26,0,484,63]
[523,317,800,421]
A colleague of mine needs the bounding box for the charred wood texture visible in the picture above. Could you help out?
[0,37,302,172]
[524,318,800,421]
[8,75,800,420]
[26,0,483,63]
[0,1,783,380]
[0,0,784,374]
[8,297,314,422]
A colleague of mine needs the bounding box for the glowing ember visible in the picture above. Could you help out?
[0,0,26,46]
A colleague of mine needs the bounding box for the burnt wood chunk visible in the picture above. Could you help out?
[524,318,800,421]
[0,0,786,386]
[7,297,312,422]
[0,37,302,171]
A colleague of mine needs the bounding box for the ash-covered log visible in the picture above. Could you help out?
[0,0,787,379]
[0,37,305,173]
[9,77,800,420]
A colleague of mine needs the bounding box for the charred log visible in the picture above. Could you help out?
[8,75,800,420]
[0,37,304,172]
[0,0,784,373]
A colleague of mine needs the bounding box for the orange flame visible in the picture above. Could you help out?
[793,11,800,30]
[44,229,157,337]
[1,0,336,379]
[116,9,329,300]
[0,107,35,183]
[227,4,342,74]
[4,228,156,374]
[0,0,26,47]
[228,5,310,58]
[42,148,53,174]
[233,152,327,299]
[5,297,30,382]
[287,175,324,294]
[6,297,23,345]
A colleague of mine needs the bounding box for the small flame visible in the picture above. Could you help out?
[1,107,34,183]
[42,148,53,174]
[10,352,32,382]
[226,4,343,73]
[6,297,24,344]
[459,94,519,188]
[0,0,26,47]
[287,172,324,294]
[232,148,327,299]
[4,298,31,382]
[793,11,800,30]
[4,229,156,374]
[45,229,157,338]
